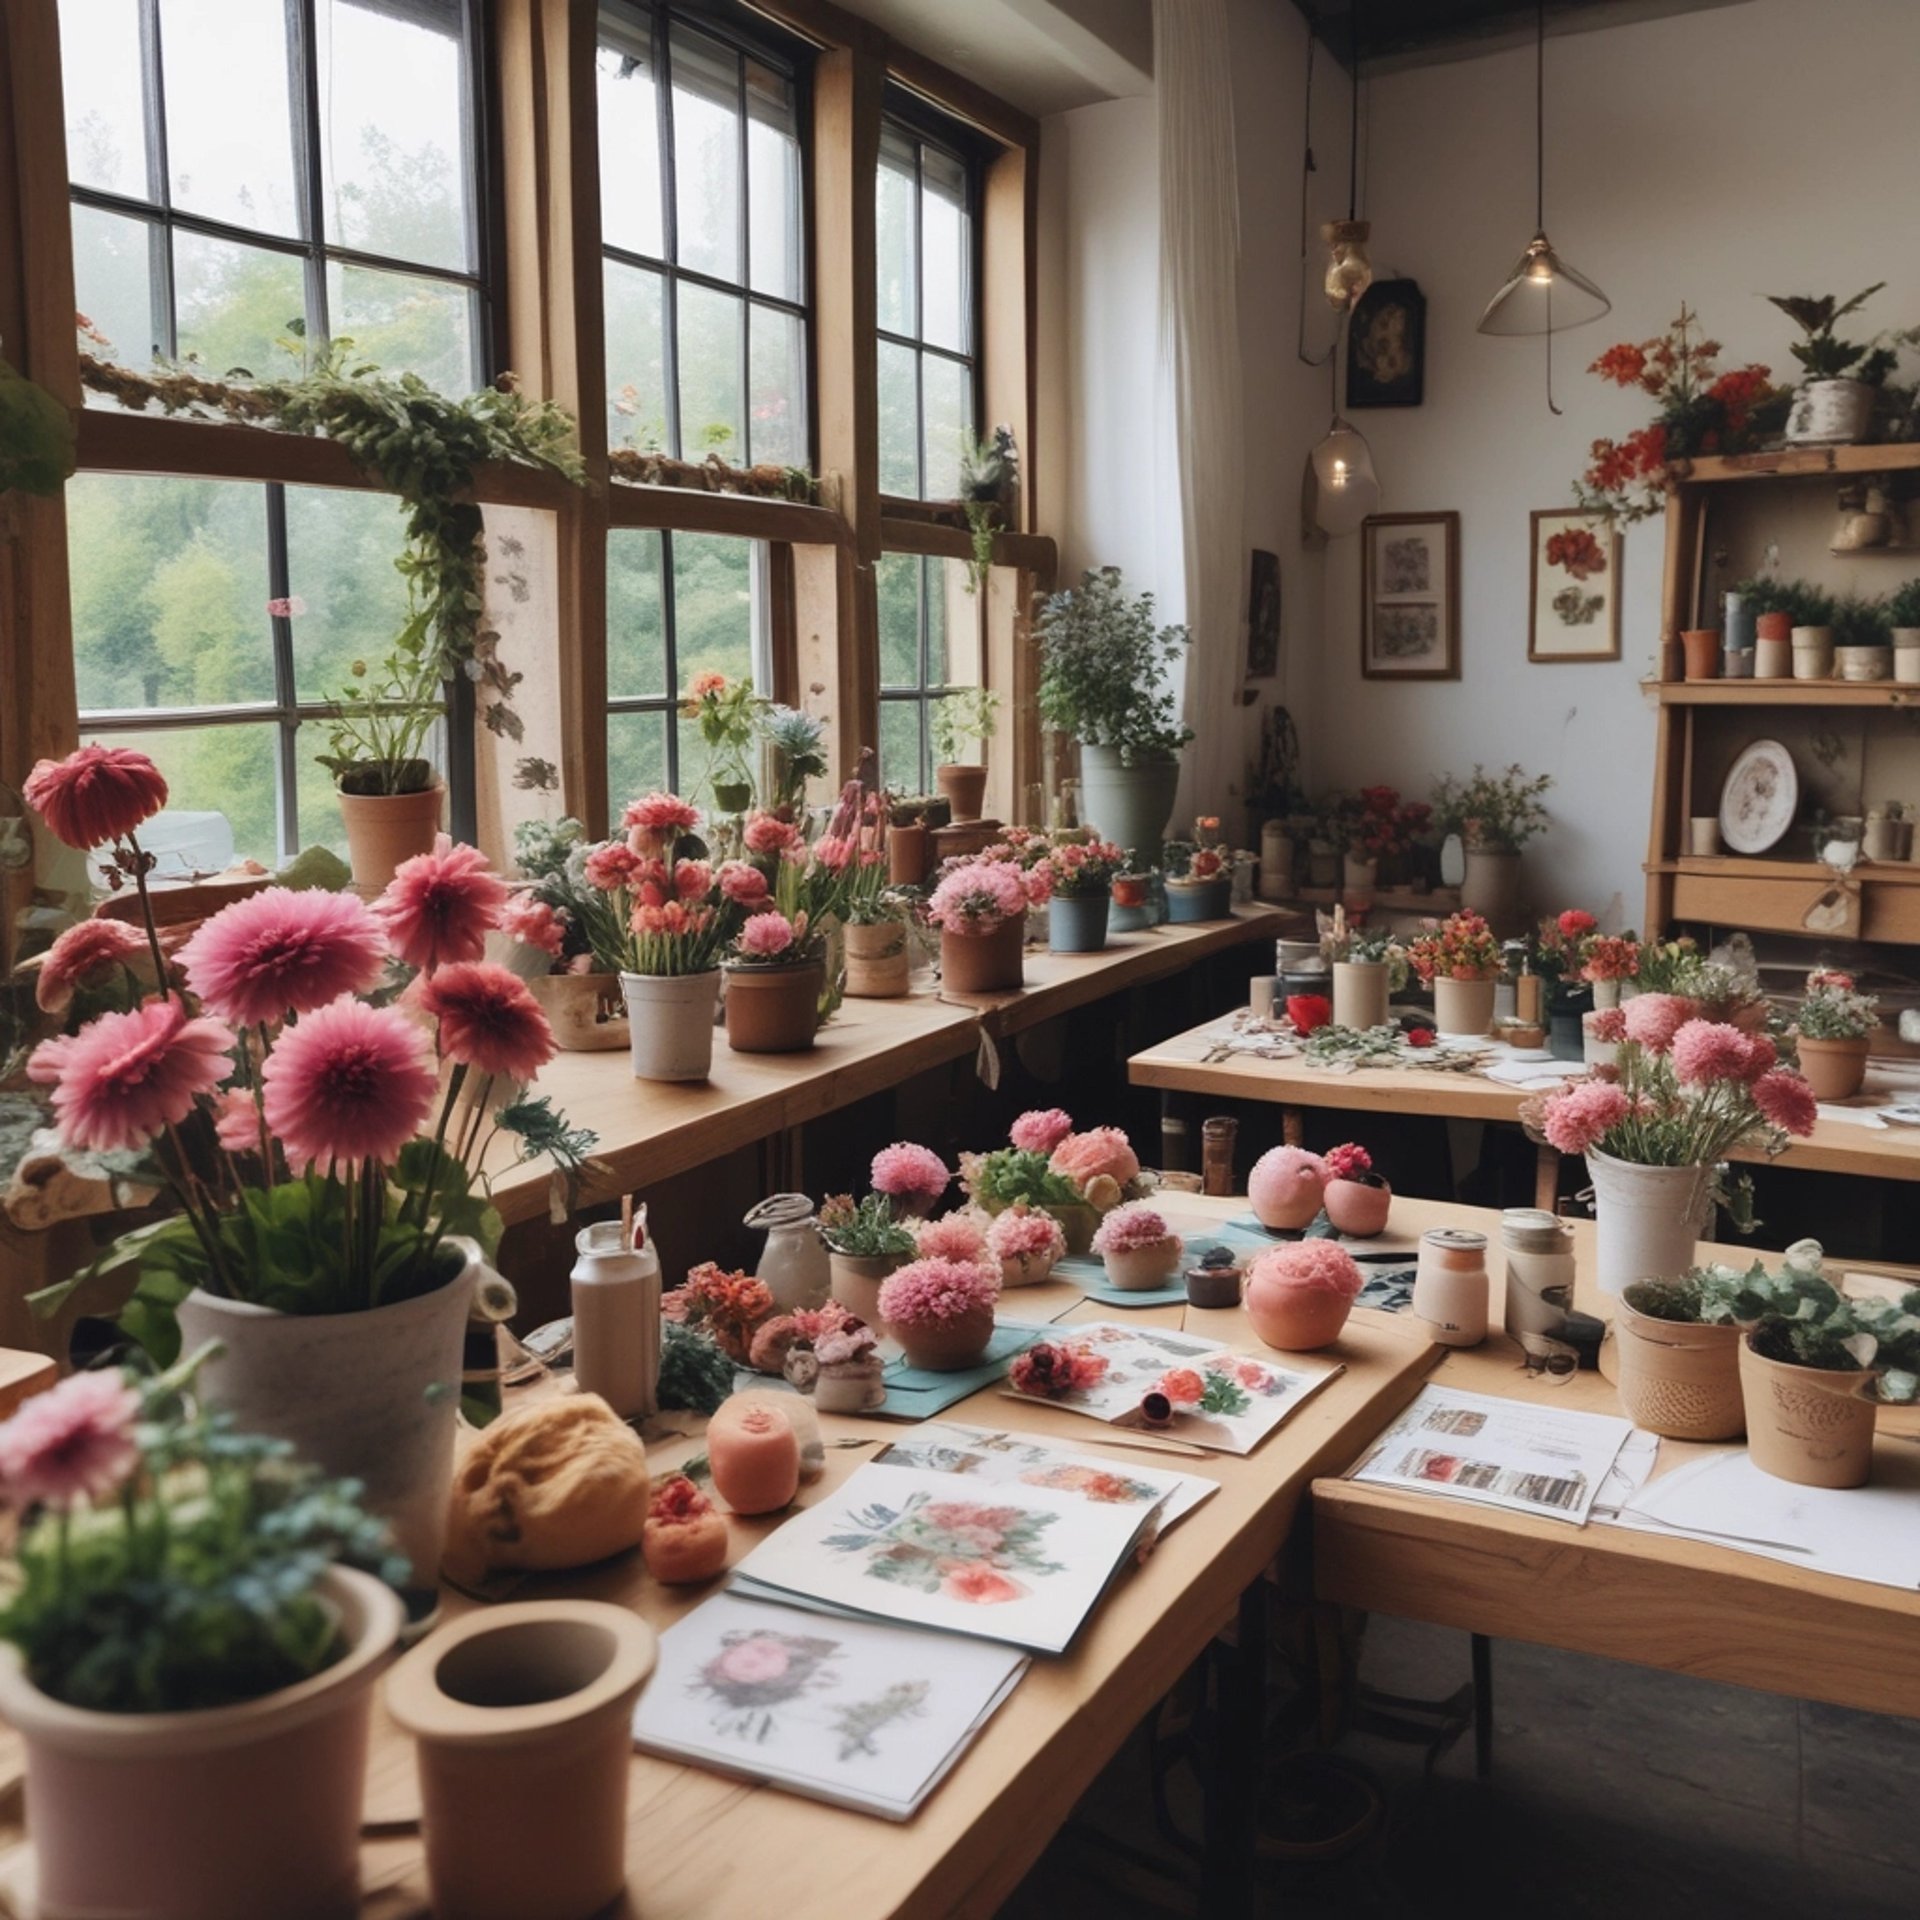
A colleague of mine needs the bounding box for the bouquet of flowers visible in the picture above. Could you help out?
[960,1112,1143,1219]
[1532,908,1596,988]
[581,792,739,976]
[1795,968,1877,1040]
[1406,909,1503,984]
[1581,931,1642,985]
[1039,838,1126,899]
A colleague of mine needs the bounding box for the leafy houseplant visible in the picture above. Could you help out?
[1768,284,1889,445]
[817,1191,919,1328]
[1792,966,1877,1101]
[1832,592,1892,680]
[685,671,764,813]
[760,704,829,814]
[0,356,77,497]
[930,687,1000,824]
[958,426,1018,592]
[1431,762,1552,926]
[320,642,446,894]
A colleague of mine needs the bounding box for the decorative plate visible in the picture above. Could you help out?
[1718,740,1797,855]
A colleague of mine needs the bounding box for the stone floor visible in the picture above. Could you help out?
[1002,1615,1920,1918]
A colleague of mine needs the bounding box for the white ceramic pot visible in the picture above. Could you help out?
[1586,1151,1714,1299]
[1432,975,1497,1038]
[1754,635,1793,680]
[619,968,721,1081]
[1835,645,1891,682]
[744,1193,831,1311]
[176,1247,481,1601]
[1590,978,1622,1011]
[1785,377,1874,446]
[0,1566,402,1920]
[1893,631,1920,685]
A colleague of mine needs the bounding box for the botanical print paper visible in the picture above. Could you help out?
[730,1460,1156,1653]
[1002,1320,1341,1456]
[632,1591,1026,1820]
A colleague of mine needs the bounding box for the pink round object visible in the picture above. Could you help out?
[1247,1146,1328,1231]
[1323,1177,1392,1237]
[1243,1243,1364,1353]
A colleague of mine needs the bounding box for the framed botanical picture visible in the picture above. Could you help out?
[1361,512,1459,681]
[1347,278,1426,409]
[1529,509,1621,662]
[1246,548,1281,679]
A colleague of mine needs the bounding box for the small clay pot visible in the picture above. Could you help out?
[888,822,931,887]
[1247,1146,1328,1231]
[814,1356,887,1413]
[724,961,823,1053]
[1244,1276,1353,1352]
[828,1251,904,1329]
[893,1305,996,1371]
[935,763,989,823]
[1680,628,1720,680]
[1101,1237,1183,1291]
[1613,1293,1744,1441]
[1738,1333,1877,1488]
[338,780,445,897]
[1795,1034,1869,1102]
[1323,1176,1391,1237]
[940,918,1024,993]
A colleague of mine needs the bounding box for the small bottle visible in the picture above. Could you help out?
[1161,1113,1190,1173]
[571,1215,661,1420]
[1412,1227,1490,1348]
[1201,1116,1238,1197]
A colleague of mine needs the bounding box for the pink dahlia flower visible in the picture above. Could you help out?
[0,1369,140,1511]
[211,1087,264,1155]
[878,1257,1000,1326]
[23,744,168,849]
[1753,1069,1818,1136]
[261,996,440,1170]
[736,910,796,959]
[742,813,806,860]
[673,858,714,902]
[34,917,147,1012]
[418,962,556,1081]
[585,842,643,892]
[1671,1019,1761,1087]
[914,1212,989,1262]
[1623,992,1700,1056]
[181,886,388,1027]
[1010,1107,1074,1155]
[500,894,565,958]
[718,860,770,906]
[1540,1080,1630,1157]
[377,835,508,973]
[1248,1240,1364,1298]
[927,858,1028,933]
[1049,1126,1140,1189]
[622,792,701,837]
[871,1141,950,1200]
[986,1206,1066,1264]
[1091,1200,1173,1255]
[46,1000,235,1153]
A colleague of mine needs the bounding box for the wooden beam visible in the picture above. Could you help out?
[608,480,846,546]
[981,138,1038,532]
[879,515,1054,572]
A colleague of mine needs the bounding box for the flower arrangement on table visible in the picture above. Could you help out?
[581,792,739,977]
[1163,843,1226,885]
[925,857,1043,935]
[1339,785,1433,875]
[876,1258,1002,1368]
[662,1263,776,1366]
[1581,931,1642,988]
[746,1298,874,1378]
[986,1204,1068,1286]
[912,1211,991,1264]
[1430,764,1552,853]
[1320,913,1410,984]
[684,671,764,812]
[1007,1339,1110,1398]
[1795,968,1878,1041]
[727,782,874,977]
[816,1191,919,1262]
[1406,909,1503,984]
[871,1141,952,1215]
[960,1114,1144,1252]
[1090,1201,1176,1256]
[1037,838,1127,899]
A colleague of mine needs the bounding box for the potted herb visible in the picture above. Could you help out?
[930,687,999,823]
[958,425,1018,592]
[817,1192,918,1326]
[1163,842,1231,922]
[1790,584,1840,681]
[1740,1310,1881,1489]
[1041,836,1125,953]
[876,1257,1000,1371]
[1832,591,1893,682]
[1321,915,1406,1030]
[685,671,763,813]
[1793,966,1877,1101]
[926,855,1037,993]
[841,824,911,1000]
[1034,567,1193,861]
[0,1356,405,1920]
[1736,575,1830,679]
[1408,909,1504,1037]
[1430,762,1553,926]
[506,817,628,1051]
[319,644,444,895]
[1768,283,1888,447]
[1889,578,1920,684]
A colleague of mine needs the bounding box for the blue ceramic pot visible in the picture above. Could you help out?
[1166,878,1232,923]
[1048,890,1111,953]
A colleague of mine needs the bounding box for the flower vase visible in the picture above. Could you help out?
[1586,1150,1714,1299]
[1590,978,1622,1011]
[620,969,721,1081]
[888,823,931,887]
[724,961,824,1053]
[1101,1238,1183,1292]
[843,919,910,997]
[1048,891,1111,953]
[814,1355,887,1412]
[744,1193,832,1311]
[829,1251,905,1329]
[1458,846,1521,928]
[1613,1291,1745,1441]
[1432,975,1496,1038]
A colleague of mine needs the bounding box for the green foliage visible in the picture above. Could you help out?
[1831,592,1891,650]
[1430,763,1553,852]
[817,1192,917,1260]
[1034,567,1194,765]
[319,646,441,792]
[968,1149,1080,1210]
[761,706,828,813]
[1766,284,1886,382]
[1888,579,1920,630]
[657,1321,735,1415]
[958,427,1018,591]
[930,688,999,766]
[0,358,77,497]
[1732,576,1835,625]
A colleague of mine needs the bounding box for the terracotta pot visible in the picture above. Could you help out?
[936,763,989,823]
[940,917,1024,993]
[1331,959,1389,1030]
[338,781,444,898]
[1738,1334,1877,1488]
[724,961,823,1053]
[1613,1294,1745,1440]
[528,971,629,1051]
[1795,1033,1869,1101]
[814,1355,887,1413]
[1100,1237,1183,1291]
[893,1305,995,1371]
[1679,628,1720,680]
[1247,1146,1329,1231]
[1432,974,1497,1037]
[1324,1177,1391,1237]
[888,822,931,887]
[620,969,720,1082]
[1458,846,1521,928]
[1244,1275,1353,1353]
[1755,611,1793,645]
[385,1601,656,1920]
[0,1566,402,1920]
[843,918,910,997]
[828,1250,906,1329]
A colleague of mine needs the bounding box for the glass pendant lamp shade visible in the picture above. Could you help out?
[1477,231,1610,335]
[1309,416,1379,536]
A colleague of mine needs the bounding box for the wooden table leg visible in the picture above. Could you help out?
[1533,1142,1560,1214]
[1283,1106,1305,1149]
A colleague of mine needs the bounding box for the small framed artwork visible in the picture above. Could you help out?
[1361,512,1459,681]
[1528,509,1621,662]
[1347,278,1426,409]
[1246,548,1281,679]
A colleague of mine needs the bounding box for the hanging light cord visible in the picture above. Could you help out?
[1296,18,1331,367]
[1538,0,1561,414]
[1349,0,1361,222]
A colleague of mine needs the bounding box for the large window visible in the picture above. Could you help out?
[876,109,978,501]
[876,552,980,794]
[59,0,490,395]
[597,4,809,469]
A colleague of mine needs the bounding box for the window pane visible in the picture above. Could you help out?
[877,339,919,496]
[327,262,475,393]
[878,699,923,797]
[174,230,306,378]
[73,204,160,371]
[921,353,970,500]
[670,24,742,283]
[158,0,301,237]
[745,62,800,303]
[597,29,665,261]
[671,534,755,691]
[932,557,981,686]
[677,282,743,460]
[608,530,668,701]
[605,259,669,453]
[283,486,412,703]
[294,743,350,861]
[60,0,149,198]
[876,125,916,337]
[68,473,273,713]
[317,0,472,274]
[85,721,281,869]
[609,708,670,810]
[748,304,804,468]
[921,146,971,355]
[876,553,919,689]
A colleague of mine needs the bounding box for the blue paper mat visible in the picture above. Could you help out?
[874,1320,1050,1420]
[1054,1223,1276,1308]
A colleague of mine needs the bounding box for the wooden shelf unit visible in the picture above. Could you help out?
[1646,679,1920,709]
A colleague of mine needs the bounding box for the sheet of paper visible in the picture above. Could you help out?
[632,1591,1027,1819]
[1348,1384,1634,1526]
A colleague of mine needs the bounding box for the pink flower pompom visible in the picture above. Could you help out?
[261,996,440,1171]
[0,1369,141,1511]
[1623,992,1700,1056]
[1540,1080,1630,1156]
[418,962,556,1081]
[1049,1126,1140,1189]
[622,792,701,838]
[1753,1068,1818,1136]
[1742,1033,1778,1078]
[743,813,805,860]
[1671,1019,1761,1088]
[674,858,714,902]
[34,917,147,1013]
[736,911,796,959]
[871,1141,950,1200]
[986,1206,1066,1264]
[914,1211,989,1262]
[718,860,770,906]
[1247,1241,1364,1299]
[1585,1005,1628,1044]
[585,842,643,892]
[45,1000,235,1153]
[1091,1200,1173,1255]
[1010,1108,1074,1154]
[926,859,1028,933]
[1020,863,1054,905]
[180,886,388,1027]
[376,835,508,972]
[878,1257,1000,1326]
[23,744,168,849]
[1323,1142,1372,1182]
[501,894,565,957]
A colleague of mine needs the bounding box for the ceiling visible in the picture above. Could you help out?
[1293,0,1754,72]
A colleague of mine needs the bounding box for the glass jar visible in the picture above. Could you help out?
[1412,1228,1490,1347]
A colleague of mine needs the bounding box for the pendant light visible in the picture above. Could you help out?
[1308,345,1378,538]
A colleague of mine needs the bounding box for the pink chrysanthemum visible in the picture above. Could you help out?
[417,962,555,1082]
[1091,1200,1173,1255]
[735,910,797,960]
[673,858,714,902]
[742,813,806,860]
[1540,1080,1631,1157]
[46,1000,235,1153]
[622,792,702,836]
[180,887,388,1027]
[25,1034,75,1086]
[376,835,508,972]
[501,894,565,957]
[1010,1108,1074,1154]
[1585,1006,1628,1044]
[34,917,147,1012]
[1742,1033,1778,1078]
[914,1211,989,1262]
[0,1369,140,1511]
[261,996,440,1171]
[926,859,1027,933]
[23,744,168,849]
[1670,1019,1760,1088]
[1753,1069,1818,1135]
[718,860,769,906]
[871,1141,950,1199]
[1248,1241,1364,1298]
[1049,1126,1140,1189]
[986,1206,1066,1264]
[1623,992,1701,1056]
[877,1257,1000,1326]
[585,842,643,892]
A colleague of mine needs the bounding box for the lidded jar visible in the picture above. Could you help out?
[744,1193,832,1311]
[1499,1208,1575,1343]
[1412,1228,1490,1348]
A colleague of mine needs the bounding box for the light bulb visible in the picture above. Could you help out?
[1309,417,1379,536]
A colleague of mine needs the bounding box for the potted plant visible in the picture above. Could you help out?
[319,644,444,896]
[1431,763,1552,926]
[1321,1141,1391,1236]
[1832,591,1893,682]
[811,1314,886,1412]
[1530,907,1596,1058]
[877,1256,1000,1370]
[986,1203,1068,1288]
[817,1191,918,1326]
[886,793,948,887]
[842,854,912,999]
[1321,915,1405,1030]
[1042,837,1125,953]
[1793,966,1877,1101]
[506,817,629,1051]
[958,425,1018,592]
[931,687,999,824]
[1768,283,1889,446]
[684,670,764,813]
[724,909,825,1052]
[1533,994,1817,1296]
[1163,842,1232,922]
[1244,1240,1364,1352]
[1407,908,1504,1037]
[759,703,829,814]
[1740,1311,1881,1488]
[1090,1200,1183,1291]
[870,1139,953,1219]
[1737,576,1829,679]
[0,1356,406,1920]
[926,854,1036,993]
[1034,566,1194,860]
[962,1111,1139,1254]
[1888,578,1920,684]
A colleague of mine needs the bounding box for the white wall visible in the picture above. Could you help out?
[1310,0,1920,922]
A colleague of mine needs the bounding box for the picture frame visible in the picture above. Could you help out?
[1528,509,1622,662]
[1346,278,1426,409]
[1246,548,1281,679]
[1361,512,1460,681]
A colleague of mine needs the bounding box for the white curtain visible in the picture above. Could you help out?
[1156,0,1247,828]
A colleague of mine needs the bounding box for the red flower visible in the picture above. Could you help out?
[1544,528,1607,582]
[1556,909,1597,940]
[1286,994,1332,1038]
[23,745,168,849]
[1407,1027,1436,1048]
[418,961,556,1082]
[1589,342,1647,388]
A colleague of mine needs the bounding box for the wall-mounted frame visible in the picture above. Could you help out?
[1246,548,1280,679]
[1360,511,1459,681]
[1346,277,1425,409]
[1528,508,1622,663]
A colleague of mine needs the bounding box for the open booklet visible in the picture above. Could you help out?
[632,1590,1027,1820]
